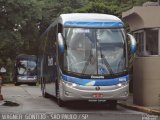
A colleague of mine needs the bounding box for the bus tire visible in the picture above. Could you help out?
[56,80,65,107]
[108,100,117,109]
[41,79,49,98]
[44,92,50,98]
[15,82,20,86]
[42,86,50,98]
[57,89,65,107]
[31,83,36,86]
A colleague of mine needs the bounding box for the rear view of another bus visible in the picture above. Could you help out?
[14,54,37,86]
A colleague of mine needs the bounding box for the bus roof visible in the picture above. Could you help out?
[58,13,124,27]
[41,13,124,37]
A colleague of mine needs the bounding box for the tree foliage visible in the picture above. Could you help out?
[0,0,42,59]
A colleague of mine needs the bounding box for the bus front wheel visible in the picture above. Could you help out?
[56,81,65,107]
[15,82,20,86]
[42,85,49,98]
[29,83,36,86]
[41,78,49,98]
[107,100,117,109]
[57,90,65,107]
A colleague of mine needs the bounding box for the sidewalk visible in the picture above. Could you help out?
[118,95,160,115]
[0,100,5,106]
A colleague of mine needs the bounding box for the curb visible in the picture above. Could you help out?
[118,102,160,115]
[0,100,5,106]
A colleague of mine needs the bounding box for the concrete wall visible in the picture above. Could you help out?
[133,56,160,106]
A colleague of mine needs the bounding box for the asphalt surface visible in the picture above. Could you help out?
[0,85,159,120]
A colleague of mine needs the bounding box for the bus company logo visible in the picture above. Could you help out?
[95,86,100,91]
[91,76,104,79]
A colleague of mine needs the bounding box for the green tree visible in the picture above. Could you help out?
[0,0,42,57]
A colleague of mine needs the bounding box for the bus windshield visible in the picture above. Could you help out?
[64,28,127,76]
[17,60,37,76]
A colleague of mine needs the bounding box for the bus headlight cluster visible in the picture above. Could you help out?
[33,76,37,80]
[117,81,128,87]
[63,81,78,88]
[18,76,26,80]
[28,76,37,80]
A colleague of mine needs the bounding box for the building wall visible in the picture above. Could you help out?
[133,57,160,106]
[122,6,160,31]
[123,5,160,107]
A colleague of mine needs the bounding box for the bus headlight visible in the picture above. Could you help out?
[33,76,37,80]
[18,76,24,80]
[63,81,78,88]
[117,81,128,87]
[27,76,37,80]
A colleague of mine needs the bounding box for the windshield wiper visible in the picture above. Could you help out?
[99,46,114,76]
[81,50,93,75]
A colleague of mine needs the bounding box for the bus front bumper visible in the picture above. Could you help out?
[60,80,129,101]
[17,80,37,83]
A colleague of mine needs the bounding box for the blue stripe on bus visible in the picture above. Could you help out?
[64,21,124,27]
[62,74,129,86]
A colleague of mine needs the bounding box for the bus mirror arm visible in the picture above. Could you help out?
[58,33,65,53]
[127,34,136,54]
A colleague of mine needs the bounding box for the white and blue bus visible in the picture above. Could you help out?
[40,13,136,108]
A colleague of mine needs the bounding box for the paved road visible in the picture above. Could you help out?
[0,85,159,120]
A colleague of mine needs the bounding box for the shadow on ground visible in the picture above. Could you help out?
[2,101,20,107]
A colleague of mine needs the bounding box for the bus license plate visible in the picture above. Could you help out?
[92,93,103,98]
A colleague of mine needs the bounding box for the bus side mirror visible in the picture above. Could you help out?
[127,34,136,54]
[58,33,64,53]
